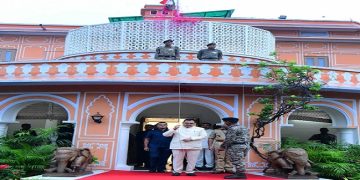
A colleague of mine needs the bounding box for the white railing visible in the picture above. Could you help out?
[64,21,276,60]
[1,61,359,92]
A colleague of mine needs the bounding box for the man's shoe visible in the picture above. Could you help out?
[225,170,234,174]
[157,170,165,173]
[149,170,156,173]
[224,172,247,179]
[172,172,181,176]
[205,167,214,170]
[186,173,197,176]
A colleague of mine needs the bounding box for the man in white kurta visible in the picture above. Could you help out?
[163,119,207,176]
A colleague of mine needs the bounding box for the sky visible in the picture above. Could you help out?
[1,0,359,25]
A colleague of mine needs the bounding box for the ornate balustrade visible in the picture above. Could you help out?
[64,21,275,60]
[59,51,273,63]
[0,60,359,91]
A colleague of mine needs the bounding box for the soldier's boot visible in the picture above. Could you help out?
[224,172,247,179]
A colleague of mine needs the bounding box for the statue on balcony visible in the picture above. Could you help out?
[155,39,180,60]
[197,42,223,61]
[44,147,93,177]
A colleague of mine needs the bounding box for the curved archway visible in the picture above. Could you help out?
[3,101,75,147]
[115,101,224,170]
[129,102,221,168]
[0,95,76,141]
[125,93,234,124]
[282,104,357,144]
[0,99,72,123]
[7,102,68,135]
[0,93,77,124]
[128,100,227,123]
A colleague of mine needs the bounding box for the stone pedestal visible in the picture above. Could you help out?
[287,174,318,179]
[265,173,318,179]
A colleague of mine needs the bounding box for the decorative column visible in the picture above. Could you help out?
[0,122,12,137]
[0,124,8,137]
[115,121,139,170]
[336,128,355,144]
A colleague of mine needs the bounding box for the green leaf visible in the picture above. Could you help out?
[258,61,268,68]
[269,51,277,57]
[240,62,248,67]
[254,86,265,92]
[290,95,297,98]
[248,112,257,116]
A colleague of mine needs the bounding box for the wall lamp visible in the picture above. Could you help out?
[91,112,104,124]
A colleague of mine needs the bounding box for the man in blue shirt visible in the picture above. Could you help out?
[135,124,154,168]
[144,122,172,173]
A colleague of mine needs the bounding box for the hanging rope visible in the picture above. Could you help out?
[174,59,182,122]
[175,59,186,149]
[178,77,181,121]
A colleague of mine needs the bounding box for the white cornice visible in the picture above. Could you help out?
[276,36,360,43]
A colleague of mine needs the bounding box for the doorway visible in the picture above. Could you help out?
[126,102,221,169]
[281,106,357,144]
[7,102,73,146]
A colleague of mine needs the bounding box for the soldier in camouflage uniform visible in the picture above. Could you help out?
[155,39,180,60]
[197,42,223,61]
[221,117,250,179]
[208,125,233,174]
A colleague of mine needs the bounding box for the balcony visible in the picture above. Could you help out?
[63,21,276,60]
[0,60,359,92]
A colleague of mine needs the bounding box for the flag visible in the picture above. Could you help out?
[160,0,168,4]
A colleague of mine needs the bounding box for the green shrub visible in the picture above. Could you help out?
[0,164,23,180]
[313,162,358,180]
[0,126,65,178]
[282,138,360,180]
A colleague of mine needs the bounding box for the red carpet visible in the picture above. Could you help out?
[80,171,283,180]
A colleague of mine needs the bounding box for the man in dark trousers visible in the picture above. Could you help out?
[144,122,172,173]
[135,124,154,168]
[221,117,250,179]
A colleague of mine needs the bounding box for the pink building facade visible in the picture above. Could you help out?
[0,5,359,171]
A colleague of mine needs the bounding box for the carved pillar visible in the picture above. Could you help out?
[115,122,139,170]
[337,128,356,144]
[0,123,9,137]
